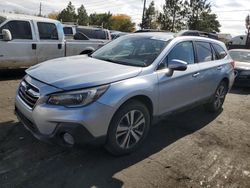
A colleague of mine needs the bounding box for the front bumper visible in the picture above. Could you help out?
[15,77,115,146]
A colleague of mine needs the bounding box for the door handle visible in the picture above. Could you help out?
[217,66,222,70]
[32,43,37,50]
[58,44,62,49]
[192,72,200,77]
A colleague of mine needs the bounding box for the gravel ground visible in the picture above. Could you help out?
[0,70,250,188]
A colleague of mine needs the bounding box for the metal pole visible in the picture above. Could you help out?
[39,2,42,16]
[141,0,147,29]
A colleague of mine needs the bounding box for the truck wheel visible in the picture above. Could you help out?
[105,100,150,156]
[204,81,228,113]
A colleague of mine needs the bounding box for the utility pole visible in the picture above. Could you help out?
[38,2,42,16]
[141,0,147,29]
[246,14,250,49]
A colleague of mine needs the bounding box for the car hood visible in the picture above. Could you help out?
[235,61,250,70]
[26,55,142,90]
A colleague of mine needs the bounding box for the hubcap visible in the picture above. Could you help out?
[214,85,226,109]
[115,110,145,149]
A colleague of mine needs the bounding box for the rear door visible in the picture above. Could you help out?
[36,22,64,63]
[0,20,37,69]
[194,41,227,98]
[157,41,202,114]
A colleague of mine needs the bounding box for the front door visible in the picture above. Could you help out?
[0,20,37,69]
[157,41,202,115]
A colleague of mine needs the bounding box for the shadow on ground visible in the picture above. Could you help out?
[0,107,221,188]
[0,69,26,81]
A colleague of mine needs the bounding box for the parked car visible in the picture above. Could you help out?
[15,33,235,155]
[0,13,107,69]
[229,49,250,87]
[177,30,219,40]
[110,31,128,40]
[76,26,111,41]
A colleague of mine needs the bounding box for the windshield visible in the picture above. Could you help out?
[229,50,250,63]
[91,35,169,67]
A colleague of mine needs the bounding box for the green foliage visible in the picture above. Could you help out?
[57,1,77,22]
[77,5,88,25]
[89,12,112,29]
[159,0,185,32]
[111,14,135,32]
[184,0,220,32]
[140,1,159,29]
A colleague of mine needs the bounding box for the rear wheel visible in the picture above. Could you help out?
[105,100,150,156]
[205,81,228,112]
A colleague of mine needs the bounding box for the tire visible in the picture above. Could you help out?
[204,81,228,113]
[105,100,150,156]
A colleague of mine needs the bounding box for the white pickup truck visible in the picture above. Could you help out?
[0,13,108,69]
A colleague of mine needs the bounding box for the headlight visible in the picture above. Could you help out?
[47,85,109,107]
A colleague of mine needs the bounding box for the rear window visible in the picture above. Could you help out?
[212,43,227,59]
[76,28,107,40]
[63,27,73,35]
[37,22,58,40]
[0,20,32,39]
[195,42,213,63]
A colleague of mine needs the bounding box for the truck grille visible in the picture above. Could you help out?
[18,80,39,108]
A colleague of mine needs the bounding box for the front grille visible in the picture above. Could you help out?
[18,80,39,108]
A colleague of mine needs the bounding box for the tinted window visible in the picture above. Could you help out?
[76,28,107,40]
[212,43,227,59]
[0,20,32,39]
[196,42,212,62]
[167,41,195,64]
[63,27,73,35]
[37,22,58,40]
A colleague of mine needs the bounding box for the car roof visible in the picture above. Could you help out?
[0,13,60,23]
[130,32,224,45]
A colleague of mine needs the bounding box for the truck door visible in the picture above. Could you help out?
[35,22,64,63]
[0,20,37,69]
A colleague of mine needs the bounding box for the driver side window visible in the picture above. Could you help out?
[167,41,195,65]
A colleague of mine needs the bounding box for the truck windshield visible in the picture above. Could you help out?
[92,35,169,67]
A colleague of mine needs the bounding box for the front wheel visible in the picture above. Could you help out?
[204,81,228,112]
[105,100,150,156]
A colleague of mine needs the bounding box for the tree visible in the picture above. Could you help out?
[48,12,59,20]
[140,1,158,29]
[159,0,185,32]
[89,12,112,29]
[111,14,135,32]
[57,1,77,23]
[77,5,88,25]
[185,0,220,32]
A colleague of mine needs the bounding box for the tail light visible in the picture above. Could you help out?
[230,61,235,69]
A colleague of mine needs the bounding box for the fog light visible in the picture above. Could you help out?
[63,133,75,145]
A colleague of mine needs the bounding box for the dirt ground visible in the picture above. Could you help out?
[0,70,250,188]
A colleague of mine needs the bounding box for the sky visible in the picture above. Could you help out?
[0,0,249,36]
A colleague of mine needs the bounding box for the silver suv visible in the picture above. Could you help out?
[15,33,235,155]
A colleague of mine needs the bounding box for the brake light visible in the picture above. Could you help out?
[230,61,235,68]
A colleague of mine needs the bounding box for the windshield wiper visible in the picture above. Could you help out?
[93,57,146,67]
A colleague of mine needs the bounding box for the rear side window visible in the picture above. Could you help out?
[167,41,195,65]
[195,42,213,62]
[37,22,58,40]
[212,43,227,59]
[0,20,32,40]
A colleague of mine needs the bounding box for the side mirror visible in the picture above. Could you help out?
[2,29,12,41]
[168,59,187,71]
